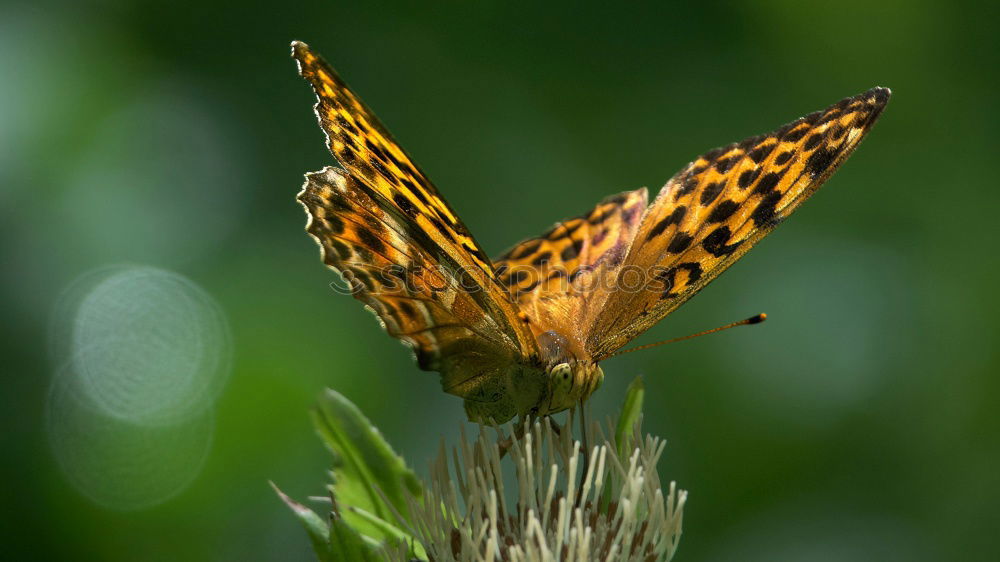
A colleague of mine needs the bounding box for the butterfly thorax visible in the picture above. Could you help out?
[461,361,603,423]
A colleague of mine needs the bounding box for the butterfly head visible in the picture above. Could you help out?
[531,329,602,414]
[542,360,604,415]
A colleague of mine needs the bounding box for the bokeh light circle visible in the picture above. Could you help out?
[66,266,231,426]
[47,265,230,510]
[46,366,215,511]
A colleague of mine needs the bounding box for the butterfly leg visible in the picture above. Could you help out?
[575,400,591,508]
[546,416,563,438]
[496,415,529,460]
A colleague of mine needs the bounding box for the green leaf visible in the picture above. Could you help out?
[615,376,645,460]
[311,388,423,546]
[271,482,336,562]
[329,512,385,562]
[349,506,427,560]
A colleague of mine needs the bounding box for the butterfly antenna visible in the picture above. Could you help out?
[611,313,767,357]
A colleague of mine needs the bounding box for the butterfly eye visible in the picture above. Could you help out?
[550,363,573,381]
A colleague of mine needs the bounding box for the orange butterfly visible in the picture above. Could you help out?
[292,41,889,423]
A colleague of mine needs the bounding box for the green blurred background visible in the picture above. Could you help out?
[4,1,999,560]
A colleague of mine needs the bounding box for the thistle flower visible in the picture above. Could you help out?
[400,412,686,562]
[276,378,686,562]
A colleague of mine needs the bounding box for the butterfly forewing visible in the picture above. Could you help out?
[292,41,537,358]
[586,87,891,360]
[293,43,545,412]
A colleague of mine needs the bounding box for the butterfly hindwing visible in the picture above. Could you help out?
[587,87,891,359]
[489,189,647,358]
[494,188,648,303]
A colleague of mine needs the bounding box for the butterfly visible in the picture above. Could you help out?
[292,41,889,423]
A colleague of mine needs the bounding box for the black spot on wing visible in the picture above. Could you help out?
[539,223,560,239]
[819,110,842,124]
[427,215,456,243]
[805,147,837,177]
[348,268,375,292]
[368,157,393,183]
[622,203,641,224]
[676,176,699,197]
[605,192,629,205]
[754,171,782,195]
[364,137,390,164]
[738,134,766,151]
[357,226,385,254]
[589,207,614,224]
[707,200,739,223]
[397,299,416,319]
[803,133,824,151]
[657,262,703,298]
[561,238,584,261]
[678,262,703,283]
[531,251,553,267]
[782,126,809,143]
[329,195,352,214]
[666,232,693,253]
[398,160,422,182]
[509,239,542,260]
[738,168,761,189]
[335,115,359,134]
[751,190,783,227]
[326,215,345,234]
[502,269,529,287]
[714,155,739,173]
[646,206,687,240]
[462,242,489,263]
[393,193,419,217]
[562,220,583,237]
[331,240,351,260]
[700,182,724,206]
[702,226,741,257]
[338,146,358,166]
[402,176,431,206]
[748,143,776,163]
[702,146,726,161]
[592,227,609,245]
